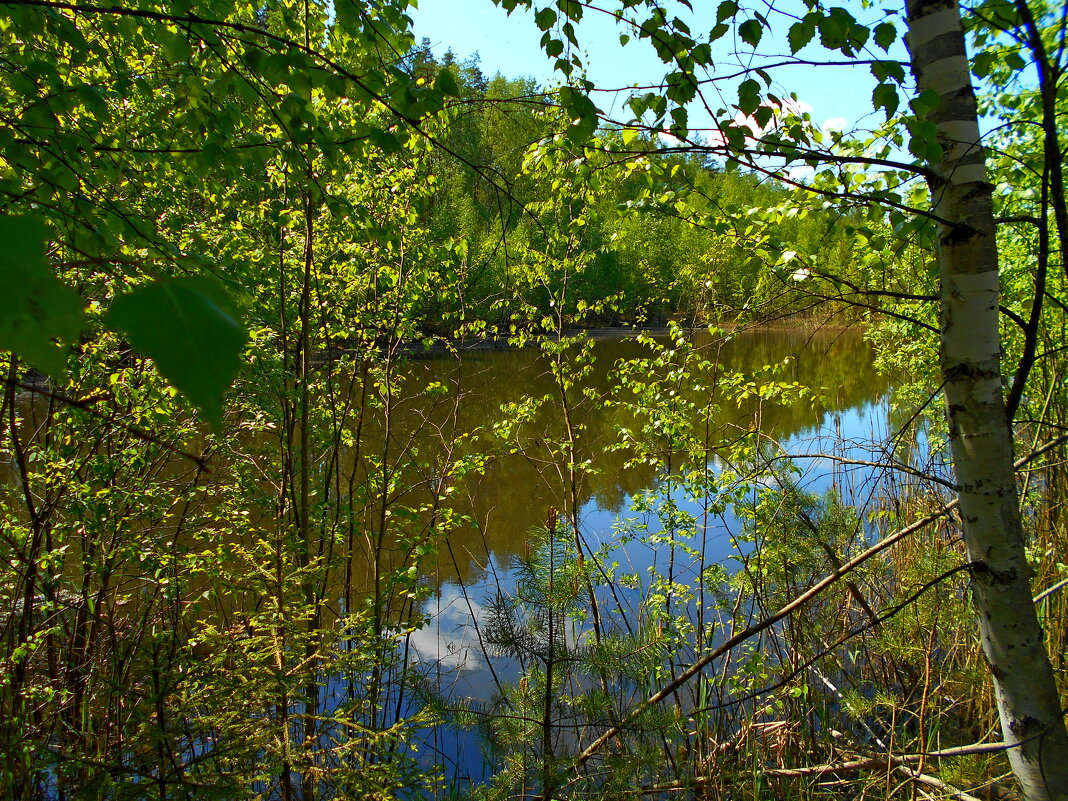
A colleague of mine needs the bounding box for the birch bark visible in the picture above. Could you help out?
[905,1,1068,797]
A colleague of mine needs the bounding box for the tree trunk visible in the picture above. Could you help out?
[905,1,1068,797]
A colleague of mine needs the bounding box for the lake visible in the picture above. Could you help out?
[325,324,900,784]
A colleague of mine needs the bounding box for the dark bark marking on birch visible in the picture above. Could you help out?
[961,183,995,203]
[942,223,983,245]
[1010,716,1044,738]
[943,365,1000,381]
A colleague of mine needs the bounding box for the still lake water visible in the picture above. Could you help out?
[379,325,904,780]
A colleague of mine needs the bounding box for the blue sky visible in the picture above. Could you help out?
[409,0,902,136]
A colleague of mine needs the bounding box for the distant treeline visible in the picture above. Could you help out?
[403,40,862,329]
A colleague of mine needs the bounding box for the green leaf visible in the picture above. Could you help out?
[75,84,108,120]
[874,22,896,50]
[788,18,815,53]
[535,6,557,30]
[907,119,940,160]
[107,278,247,430]
[716,0,738,22]
[737,78,761,115]
[723,123,746,150]
[1004,50,1027,70]
[971,49,995,77]
[0,215,85,380]
[872,82,899,119]
[369,127,404,153]
[709,22,729,42]
[818,9,852,50]
[562,89,599,144]
[670,106,688,137]
[870,60,906,83]
[160,29,193,63]
[561,21,578,46]
[974,0,1022,27]
[691,42,712,64]
[557,0,583,21]
[910,89,941,116]
[333,0,359,27]
[434,67,460,96]
[847,23,870,51]
[739,18,763,47]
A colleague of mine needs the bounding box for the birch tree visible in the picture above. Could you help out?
[905,0,1068,796]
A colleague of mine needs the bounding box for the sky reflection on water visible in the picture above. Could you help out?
[403,327,917,781]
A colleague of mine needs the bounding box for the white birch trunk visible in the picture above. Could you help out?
[905,1,1068,797]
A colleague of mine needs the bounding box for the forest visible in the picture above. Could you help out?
[1,0,1067,799]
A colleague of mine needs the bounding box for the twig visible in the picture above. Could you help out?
[573,502,958,765]
[7,379,211,470]
[573,434,1068,766]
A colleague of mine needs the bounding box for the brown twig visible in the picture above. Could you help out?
[6,379,211,470]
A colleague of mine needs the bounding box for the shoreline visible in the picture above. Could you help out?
[312,319,865,362]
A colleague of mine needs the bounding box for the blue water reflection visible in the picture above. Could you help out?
[408,328,930,784]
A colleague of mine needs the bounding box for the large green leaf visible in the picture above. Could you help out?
[873,21,897,51]
[788,17,816,54]
[434,66,461,96]
[737,78,761,115]
[108,278,247,430]
[873,82,900,119]
[0,215,85,380]
[560,87,599,144]
[535,6,557,30]
[739,18,763,46]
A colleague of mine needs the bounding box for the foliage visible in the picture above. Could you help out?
[2,0,1068,798]
[476,523,681,801]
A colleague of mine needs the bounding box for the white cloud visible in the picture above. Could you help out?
[785,165,816,182]
[725,97,816,144]
[407,586,486,671]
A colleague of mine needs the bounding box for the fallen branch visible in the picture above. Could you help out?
[893,765,982,801]
[634,741,1008,794]
[766,741,1012,777]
